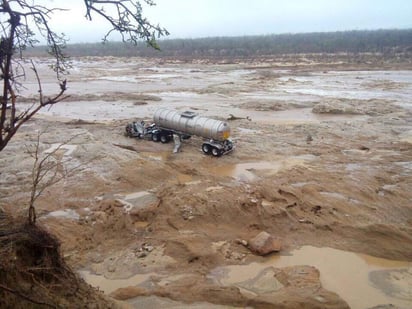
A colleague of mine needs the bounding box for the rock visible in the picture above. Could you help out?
[124,193,158,213]
[141,243,154,252]
[110,286,147,300]
[236,267,285,293]
[248,231,282,255]
[230,252,246,261]
[120,192,159,221]
[235,239,248,247]
[136,252,147,258]
[180,205,194,220]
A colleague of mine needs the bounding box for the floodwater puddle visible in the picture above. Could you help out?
[209,161,281,181]
[209,155,315,181]
[114,191,158,214]
[78,270,154,294]
[210,107,368,124]
[140,151,170,161]
[241,107,367,124]
[44,143,77,156]
[236,127,262,135]
[320,191,347,200]
[78,271,195,296]
[123,191,152,201]
[45,209,80,220]
[208,246,412,309]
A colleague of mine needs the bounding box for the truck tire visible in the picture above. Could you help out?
[212,147,222,157]
[160,134,170,143]
[202,143,211,154]
[152,133,160,142]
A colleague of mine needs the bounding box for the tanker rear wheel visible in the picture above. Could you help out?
[160,134,171,143]
[212,147,222,157]
[152,133,160,142]
[202,143,211,154]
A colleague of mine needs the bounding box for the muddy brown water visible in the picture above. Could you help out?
[209,246,412,309]
[33,103,367,123]
[80,246,411,309]
[208,155,316,181]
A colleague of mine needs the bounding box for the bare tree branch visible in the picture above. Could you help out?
[26,130,101,225]
[83,0,169,49]
[0,0,70,151]
[0,0,168,152]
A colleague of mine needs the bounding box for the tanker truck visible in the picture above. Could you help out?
[125,108,235,157]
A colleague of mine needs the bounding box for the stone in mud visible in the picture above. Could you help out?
[236,239,248,247]
[120,192,160,221]
[248,231,282,255]
[122,192,158,212]
[236,267,285,293]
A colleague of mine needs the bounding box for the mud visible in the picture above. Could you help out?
[1,55,412,308]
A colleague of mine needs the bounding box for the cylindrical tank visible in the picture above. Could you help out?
[153,108,230,141]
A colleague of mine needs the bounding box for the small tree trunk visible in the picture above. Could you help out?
[28,205,36,225]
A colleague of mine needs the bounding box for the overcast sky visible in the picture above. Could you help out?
[47,0,412,43]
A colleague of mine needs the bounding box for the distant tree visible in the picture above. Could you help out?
[0,0,168,151]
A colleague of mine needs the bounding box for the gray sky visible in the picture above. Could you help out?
[48,0,412,43]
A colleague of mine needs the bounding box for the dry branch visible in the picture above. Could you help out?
[26,130,100,225]
[0,283,57,308]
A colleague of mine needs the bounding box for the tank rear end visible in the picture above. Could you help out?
[154,108,230,141]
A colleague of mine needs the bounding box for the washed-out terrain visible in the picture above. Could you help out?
[1,55,412,308]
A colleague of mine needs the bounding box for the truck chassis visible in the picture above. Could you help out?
[125,121,234,157]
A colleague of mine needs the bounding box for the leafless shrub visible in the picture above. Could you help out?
[25,130,99,225]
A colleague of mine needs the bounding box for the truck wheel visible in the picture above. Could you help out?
[212,147,222,157]
[152,133,160,142]
[202,143,211,154]
[160,134,170,143]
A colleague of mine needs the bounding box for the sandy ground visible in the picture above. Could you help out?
[1,55,412,308]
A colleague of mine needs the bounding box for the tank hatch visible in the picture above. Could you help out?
[181,111,197,118]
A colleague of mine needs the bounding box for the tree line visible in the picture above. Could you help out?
[26,29,412,59]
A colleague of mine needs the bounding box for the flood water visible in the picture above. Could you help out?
[26,60,412,123]
[208,156,315,181]
[209,246,412,309]
[79,270,153,294]
[79,246,411,309]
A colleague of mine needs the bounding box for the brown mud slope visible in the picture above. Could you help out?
[1,53,411,308]
[0,213,116,308]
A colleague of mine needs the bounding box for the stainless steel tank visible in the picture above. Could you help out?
[153,108,231,141]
